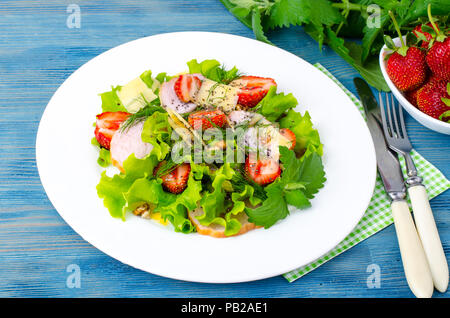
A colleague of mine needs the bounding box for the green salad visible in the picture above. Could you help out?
[92,59,326,237]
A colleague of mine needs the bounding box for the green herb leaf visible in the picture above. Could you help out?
[256,86,298,121]
[279,109,323,157]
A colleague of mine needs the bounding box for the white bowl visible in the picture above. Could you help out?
[379,37,450,135]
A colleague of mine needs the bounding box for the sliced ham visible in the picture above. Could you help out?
[159,74,204,114]
[110,120,153,172]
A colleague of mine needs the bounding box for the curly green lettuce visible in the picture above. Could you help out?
[280,109,323,157]
[96,154,159,220]
[256,86,298,121]
[91,137,111,167]
[187,59,240,84]
[141,111,172,160]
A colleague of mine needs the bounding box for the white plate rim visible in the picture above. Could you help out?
[36,31,377,283]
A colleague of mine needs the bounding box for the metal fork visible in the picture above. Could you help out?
[379,92,449,293]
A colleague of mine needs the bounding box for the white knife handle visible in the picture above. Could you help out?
[408,185,449,292]
[391,200,433,298]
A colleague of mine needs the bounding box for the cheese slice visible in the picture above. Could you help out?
[116,77,157,113]
[194,79,239,113]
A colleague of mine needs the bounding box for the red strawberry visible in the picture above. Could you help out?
[230,76,276,107]
[426,37,450,81]
[94,111,130,149]
[174,74,202,103]
[154,162,191,194]
[413,23,438,49]
[405,88,421,107]
[245,154,281,186]
[416,80,450,120]
[385,12,428,92]
[387,47,428,92]
[279,128,296,150]
[188,109,227,130]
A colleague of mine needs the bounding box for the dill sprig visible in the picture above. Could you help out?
[217,64,243,84]
[119,100,164,132]
[230,165,267,201]
[154,157,180,178]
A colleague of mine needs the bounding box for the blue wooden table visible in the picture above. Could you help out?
[0,0,449,298]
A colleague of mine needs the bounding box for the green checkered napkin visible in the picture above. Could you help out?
[283,64,450,282]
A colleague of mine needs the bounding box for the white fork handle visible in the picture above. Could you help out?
[391,200,433,298]
[408,185,449,292]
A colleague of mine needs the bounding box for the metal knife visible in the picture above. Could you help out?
[354,78,433,298]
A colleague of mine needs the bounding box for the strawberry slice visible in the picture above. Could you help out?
[94,111,130,149]
[188,109,227,130]
[245,154,281,186]
[279,128,296,150]
[230,76,277,108]
[174,74,202,103]
[154,162,191,194]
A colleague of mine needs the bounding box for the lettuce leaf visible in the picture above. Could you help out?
[256,86,298,121]
[123,178,173,211]
[99,86,127,112]
[139,70,154,89]
[280,109,323,157]
[155,163,206,233]
[141,111,172,160]
[197,163,234,225]
[194,163,263,236]
[91,137,111,167]
[187,59,240,84]
[96,154,159,220]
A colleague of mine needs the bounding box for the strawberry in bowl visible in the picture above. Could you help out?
[380,7,450,134]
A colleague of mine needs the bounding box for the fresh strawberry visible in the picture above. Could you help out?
[279,128,296,150]
[245,154,281,186]
[94,111,130,149]
[426,37,450,81]
[424,5,450,81]
[154,162,191,194]
[405,88,421,107]
[416,80,450,121]
[188,109,227,130]
[174,74,202,103]
[230,76,276,107]
[385,12,428,92]
[413,23,437,49]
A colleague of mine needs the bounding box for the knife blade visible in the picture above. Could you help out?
[353,78,405,200]
[354,77,433,298]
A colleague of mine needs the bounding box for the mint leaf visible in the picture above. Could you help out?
[246,180,290,228]
[279,146,326,198]
[252,8,271,44]
[326,28,389,91]
[267,0,342,30]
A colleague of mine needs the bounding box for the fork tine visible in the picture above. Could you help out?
[390,94,401,138]
[379,92,391,138]
[385,92,395,137]
[398,100,407,140]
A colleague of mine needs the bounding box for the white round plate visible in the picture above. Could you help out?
[36,32,376,283]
